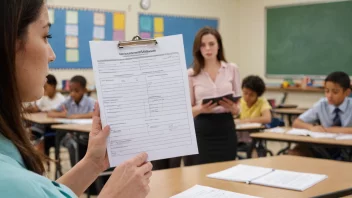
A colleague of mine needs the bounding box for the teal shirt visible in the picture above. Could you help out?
[0,134,76,197]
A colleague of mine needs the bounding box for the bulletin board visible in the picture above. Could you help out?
[138,14,218,68]
[47,6,126,69]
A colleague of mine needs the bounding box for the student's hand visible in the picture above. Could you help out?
[99,153,153,198]
[219,97,239,115]
[239,119,251,124]
[47,108,67,118]
[199,101,217,114]
[309,125,326,132]
[83,102,110,172]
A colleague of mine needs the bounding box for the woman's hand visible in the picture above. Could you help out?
[99,153,153,198]
[82,102,110,173]
[219,97,239,115]
[199,101,218,114]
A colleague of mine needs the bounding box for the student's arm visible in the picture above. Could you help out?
[292,102,326,132]
[47,103,68,118]
[242,109,272,124]
[324,127,352,134]
[24,103,40,113]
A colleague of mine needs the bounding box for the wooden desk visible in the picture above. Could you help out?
[273,108,307,126]
[250,130,352,159]
[51,124,91,133]
[148,155,352,198]
[235,122,266,132]
[23,113,61,125]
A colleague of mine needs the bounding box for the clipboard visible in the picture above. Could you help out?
[118,35,158,48]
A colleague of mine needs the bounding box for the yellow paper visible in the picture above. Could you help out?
[48,9,55,24]
[66,49,79,62]
[66,11,78,24]
[154,33,163,38]
[113,13,125,30]
[94,13,105,26]
[154,17,164,33]
[65,36,78,48]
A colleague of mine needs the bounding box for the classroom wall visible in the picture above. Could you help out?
[238,0,331,108]
[47,0,240,93]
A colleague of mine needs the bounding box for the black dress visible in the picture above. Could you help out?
[183,112,237,166]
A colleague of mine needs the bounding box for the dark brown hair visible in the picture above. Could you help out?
[0,0,46,174]
[191,26,227,76]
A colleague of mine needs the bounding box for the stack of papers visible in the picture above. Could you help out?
[207,164,327,191]
[55,118,93,124]
[264,127,286,133]
[170,185,260,198]
[287,128,352,140]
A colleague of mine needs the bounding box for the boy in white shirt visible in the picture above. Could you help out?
[25,74,65,112]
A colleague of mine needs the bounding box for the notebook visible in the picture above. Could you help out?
[207,164,327,191]
[170,185,261,198]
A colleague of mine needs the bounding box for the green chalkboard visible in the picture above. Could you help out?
[266,0,352,77]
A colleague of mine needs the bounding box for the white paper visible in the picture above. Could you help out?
[66,25,78,36]
[287,128,338,139]
[287,128,310,136]
[207,164,274,183]
[308,131,337,139]
[55,118,92,124]
[336,134,352,140]
[93,26,105,39]
[236,123,262,129]
[264,127,286,133]
[170,185,261,198]
[252,170,327,191]
[89,35,198,167]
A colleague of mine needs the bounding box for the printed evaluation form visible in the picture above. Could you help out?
[90,35,198,167]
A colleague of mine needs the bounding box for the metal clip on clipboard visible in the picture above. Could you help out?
[117,35,158,48]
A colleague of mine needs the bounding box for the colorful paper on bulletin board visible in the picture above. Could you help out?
[66,49,79,62]
[140,15,153,32]
[154,33,163,38]
[154,17,164,33]
[113,30,125,41]
[48,6,124,69]
[113,13,125,30]
[94,13,106,26]
[66,11,78,24]
[48,9,55,24]
[139,14,218,68]
[140,32,151,39]
[93,26,105,39]
[66,25,78,36]
[66,36,78,48]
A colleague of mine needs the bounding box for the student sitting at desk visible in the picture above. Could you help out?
[25,74,65,113]
[48,75,95,119]
[48,75,95,167]
[237,75,272,143]
[292,71,352,159]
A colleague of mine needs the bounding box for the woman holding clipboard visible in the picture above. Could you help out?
[185,26,241,166]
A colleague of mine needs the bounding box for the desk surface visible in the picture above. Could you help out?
[251,130,352,147]
[51,124,91,133]
[273,108,308,115]
[148,155,352,198]
[23,113,61,125]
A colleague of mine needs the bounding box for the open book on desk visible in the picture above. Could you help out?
[287,128,352,140]
[207,164,327,191]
